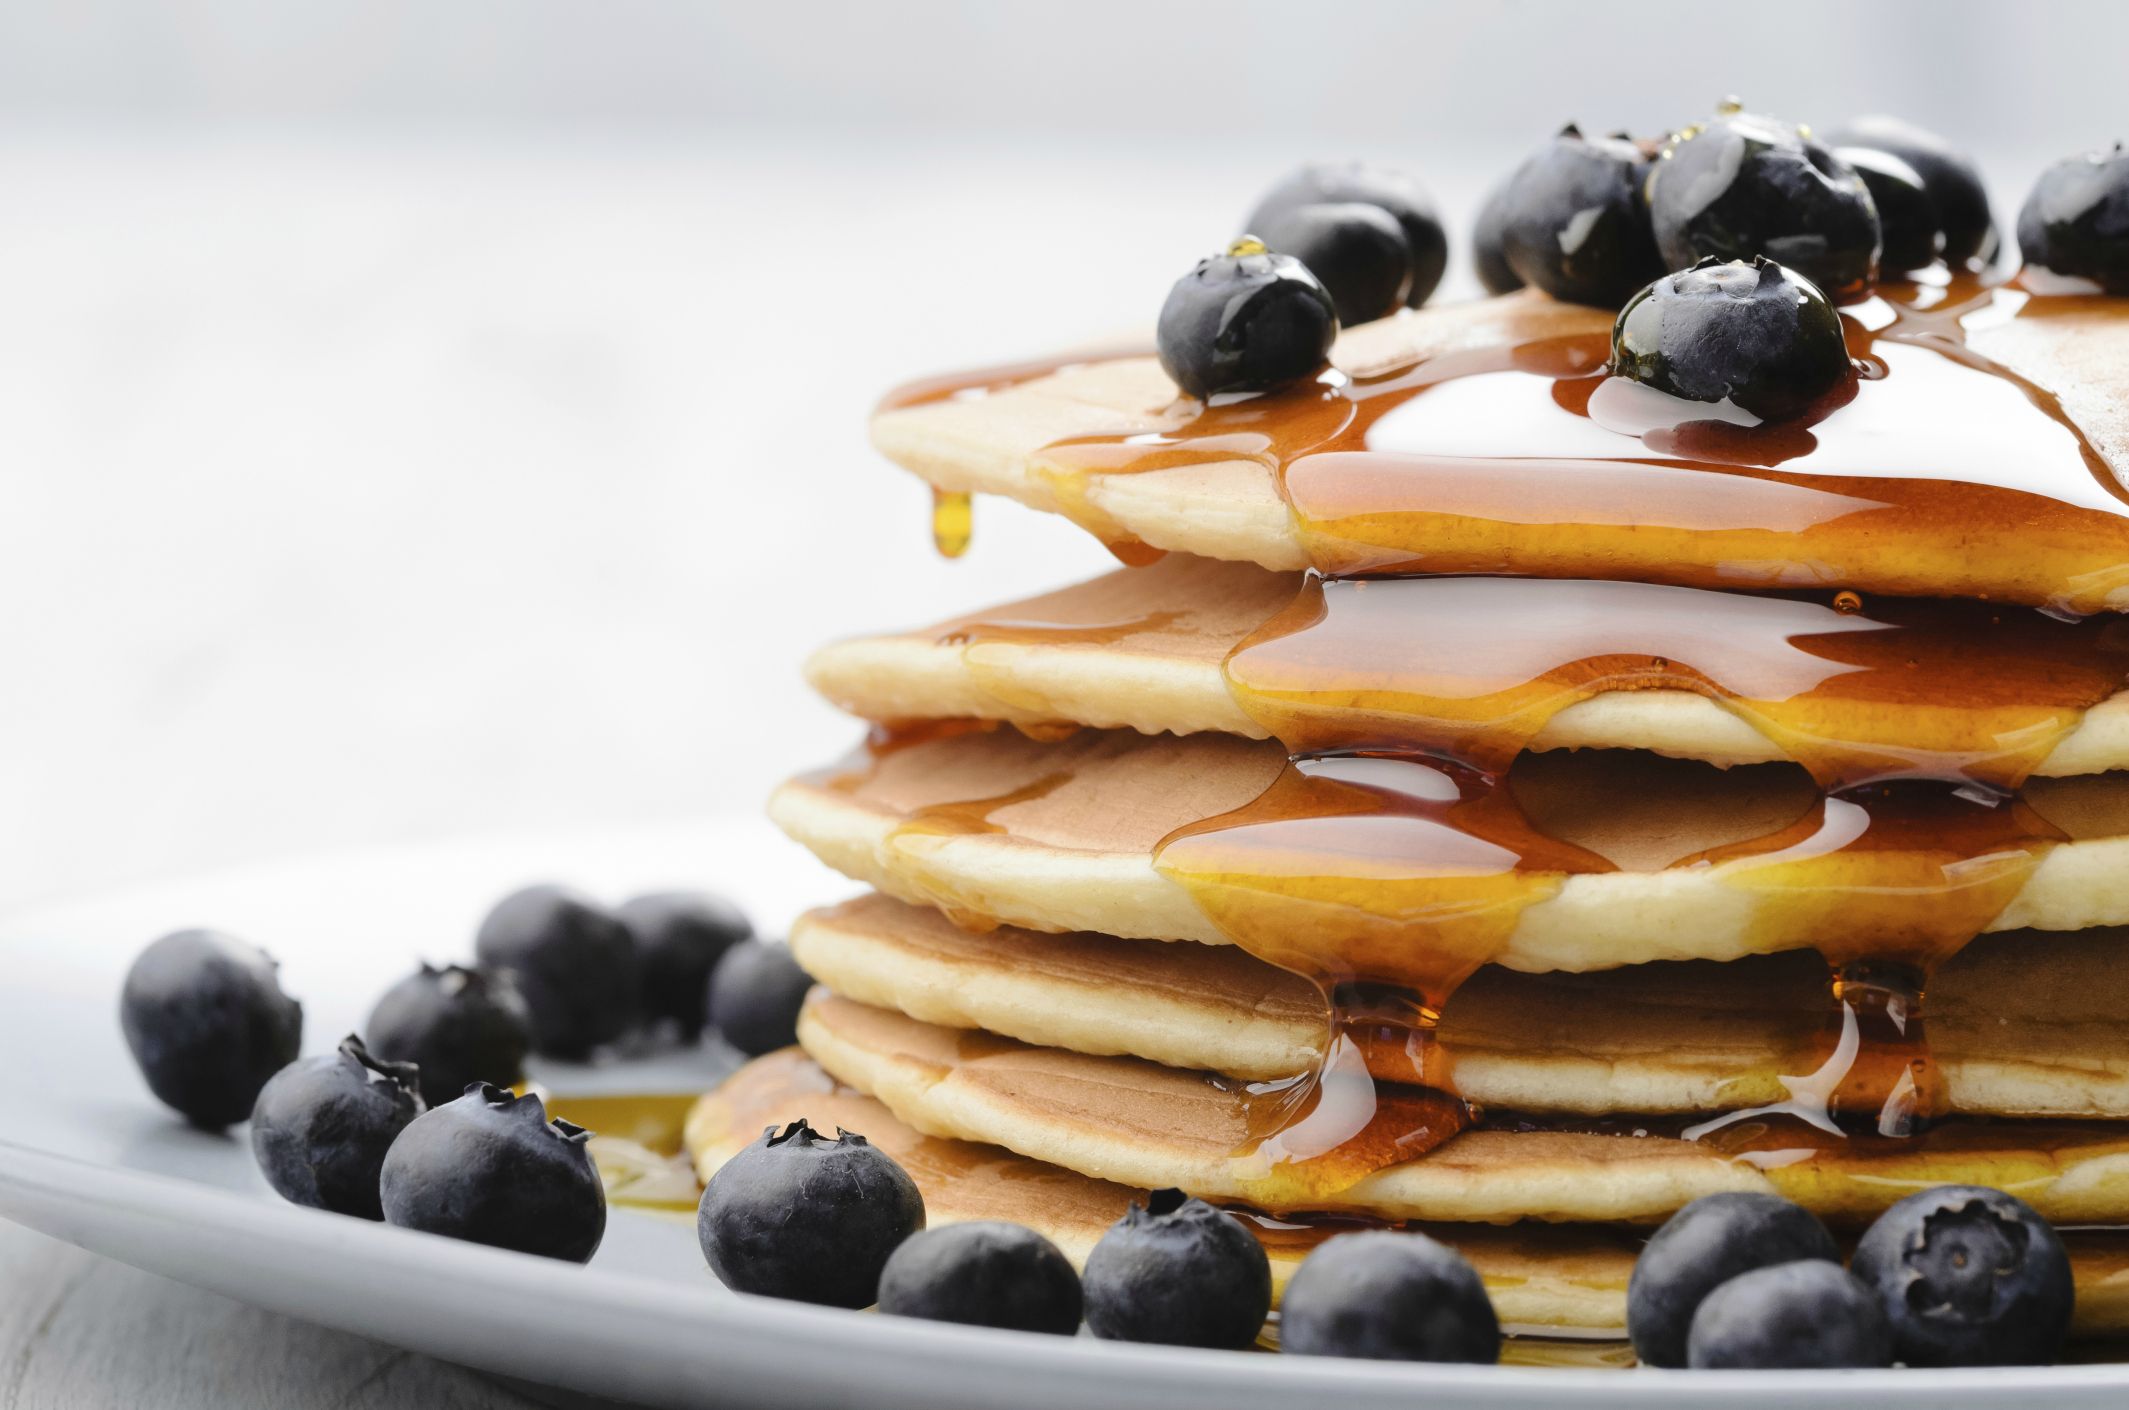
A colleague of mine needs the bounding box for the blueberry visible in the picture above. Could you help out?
[2018,144,2129,295]
[1498,124,1665,308]
[1156,239,1338,401]
[1251,201,1412,327]
[1081,1188,1270,1349]
[1686,1260,1892,1369]
[1280,1231,1499,1363]
[379,1083,606,1263]
[1610,256,1853,423]
[697,1119,925,1307]
[617,890,752,1041]
[119,929,303,1129]
[250,1035,422,1219]
[1826,114,1997,266]
[1472,178,1524,295]
[1625,1191,1840,1368]
[1837,145,1942,276]
[365,963,532,1108]
[1246,161,1447,308]
[472,885,639,1059]
[877,1221,1083,1335]
[706,938,814,1056]
[1648,107,1882,300]
[1850,1185,2074,1367]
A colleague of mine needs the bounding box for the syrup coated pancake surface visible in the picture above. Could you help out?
[870,288,2129,613]
[794,993,2129,1227]
[772,727,2129,973]
[793,893,2129,1118]
[809,554,2129,778]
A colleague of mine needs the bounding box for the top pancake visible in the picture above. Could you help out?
[870,290,2129,613]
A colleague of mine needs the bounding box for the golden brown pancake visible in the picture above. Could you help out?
[772,727,2129,972]
[870,290,2129,613]
[792,893,2129,1118]
[684,1049,2129,1339]
[808,554,2129,778]
[794,993,2129,1227]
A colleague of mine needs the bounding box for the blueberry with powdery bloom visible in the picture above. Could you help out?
[698,1119,924,1306]
[1850,1185,2074,1366]
[1626,1191,1841,1368]
[250,1035,422,1219]
[618,890,753,1041]
[121,928,303,1129]
[365,962,531,1108]
[473,884,639,1058]
[380,1083,606,1263]
[1081,1189,1270,1349]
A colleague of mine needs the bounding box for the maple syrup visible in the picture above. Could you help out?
[1030,280,2129,612]
[869,271,2129,1202]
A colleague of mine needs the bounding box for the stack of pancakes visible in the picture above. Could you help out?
[687,287,2129,1341]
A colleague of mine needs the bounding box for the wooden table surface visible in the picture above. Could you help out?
[0,1222,636,1409]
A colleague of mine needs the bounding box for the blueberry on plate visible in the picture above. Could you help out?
[1850,1184,2074,1367]
[1625,1190,1841,1368]
[877,1221,1083,1335]
[365,963,533,1108]
[1647,106,1882,300]
[2018,144,2129,295]
[1686,1259,1892,1369]
[1081,1188,1270,1349]
[1251,201,1412,327]
[250,1034,423,1220]
[697,1119,924,1307]
[1280,1230,1499,1363]
[1826,114,1997,266]
[1498,124,1665,308]
[617,890,752,1041]
[473,884,639,1059]
[1156,239,1339,401]
[120,929,304,1129]
[1245,161,1448,309]
[706,938,815,1056]
[379,1083,606,1263]
[1472,177,1524,296]
[1836,145,1942,276]
[1610,256,1853,423]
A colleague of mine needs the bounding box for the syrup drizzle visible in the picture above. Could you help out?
[1077,274,2128,1190]
[1031,278,2129,613]
[876,273,2129,1200]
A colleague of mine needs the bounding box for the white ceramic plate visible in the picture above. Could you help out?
[2,820,2126,1409]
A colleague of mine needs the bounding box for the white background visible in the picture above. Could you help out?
[5,0,2124,909]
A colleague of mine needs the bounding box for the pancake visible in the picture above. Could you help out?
[808,554,2129,778]
[771,726,2129,973]
[795,992,2129,1227]
[870,289,2129,613]
[792,893,2129,1119]
[684,1048,2129,1339]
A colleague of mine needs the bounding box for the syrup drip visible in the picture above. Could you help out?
[1216,571,2126,1139]
[1152,753,1613,1200]
[930,488,972,559]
